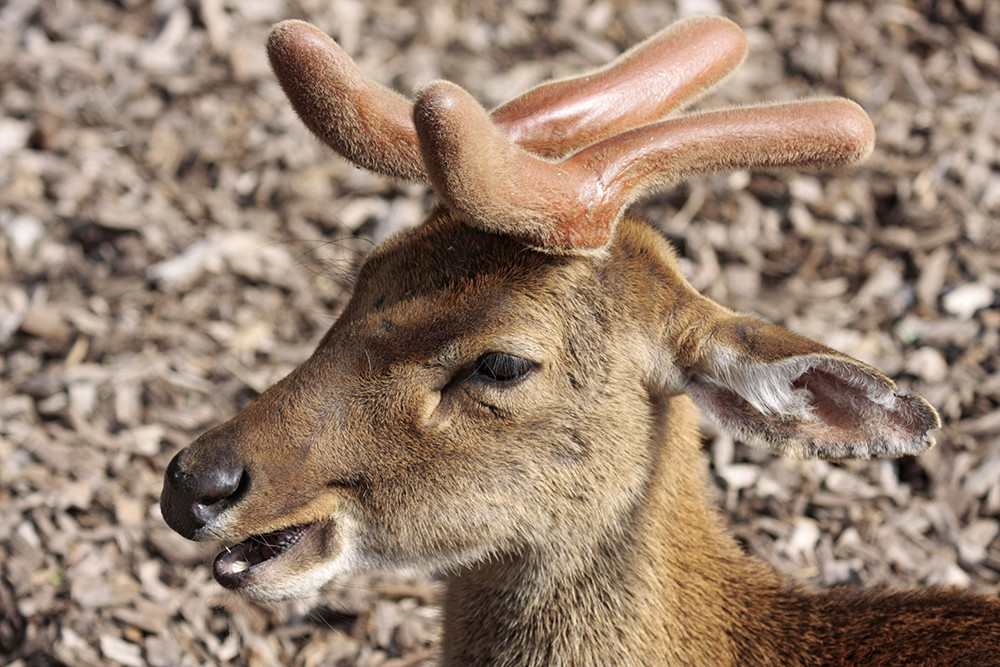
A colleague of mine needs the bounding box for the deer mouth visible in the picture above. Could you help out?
[213,522,317,588]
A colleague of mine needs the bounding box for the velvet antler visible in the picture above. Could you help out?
[266,17,748,175]
[267,20,425,181]
[415,83,874,251]
[490,16,748,159]
[267,17,875,254]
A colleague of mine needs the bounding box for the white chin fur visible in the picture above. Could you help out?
[234,512,365,601]
[241,557,357,601]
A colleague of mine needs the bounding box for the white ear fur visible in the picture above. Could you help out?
[680,333,940,461]
[698,348,819,417]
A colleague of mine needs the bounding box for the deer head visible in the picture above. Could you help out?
[160,16,937,616]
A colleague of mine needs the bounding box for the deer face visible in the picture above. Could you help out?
[161,18,939,603]
[161,211,671,600]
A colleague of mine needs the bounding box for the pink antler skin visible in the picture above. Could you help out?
[270,18,874,254]
[267,20,425,181]
[414,82,874,252]
[266,16,749,176]
[490,15,748,159]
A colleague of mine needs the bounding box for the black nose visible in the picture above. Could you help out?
[160,450,247,539]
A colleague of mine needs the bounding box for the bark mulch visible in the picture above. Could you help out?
[1,0,998,664]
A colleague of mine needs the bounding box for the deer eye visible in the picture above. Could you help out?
[474,352,537,384]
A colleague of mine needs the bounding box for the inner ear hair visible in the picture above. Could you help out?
[680,317,939,460]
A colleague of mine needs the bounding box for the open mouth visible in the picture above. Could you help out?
[213,522,315,588]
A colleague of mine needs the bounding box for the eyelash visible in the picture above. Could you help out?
[473,352,537,384]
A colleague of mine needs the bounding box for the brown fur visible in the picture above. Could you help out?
[161,17,1000,666]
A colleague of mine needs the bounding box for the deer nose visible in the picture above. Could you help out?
[160,451,247,539]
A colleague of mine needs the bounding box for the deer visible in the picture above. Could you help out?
[160,16,1000,666]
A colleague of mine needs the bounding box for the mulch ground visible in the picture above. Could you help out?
[1,0,998,665]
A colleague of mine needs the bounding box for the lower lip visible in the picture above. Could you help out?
[213,521,316,588]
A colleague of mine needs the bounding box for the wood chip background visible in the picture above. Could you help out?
[1,0,998,665]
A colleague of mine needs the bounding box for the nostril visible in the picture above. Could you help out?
[191,469,249,522]
[162,451,249,538]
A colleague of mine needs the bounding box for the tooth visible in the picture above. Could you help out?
[231,560,249,573]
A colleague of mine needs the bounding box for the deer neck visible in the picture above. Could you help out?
[439,395,794,666]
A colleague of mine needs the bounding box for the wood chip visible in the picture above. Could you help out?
[3,1,998,664]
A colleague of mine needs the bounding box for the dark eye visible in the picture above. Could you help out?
[474,352,537,384]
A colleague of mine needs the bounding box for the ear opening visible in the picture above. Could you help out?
[675,319,940,460]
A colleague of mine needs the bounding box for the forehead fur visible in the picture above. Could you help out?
[352,208,584,311]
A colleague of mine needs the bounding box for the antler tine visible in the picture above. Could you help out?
[416,83,875,253]
[267,20,426,181]
[491,16,748,160]
[267,17,748,179]
[569,99,876,233]
[414,81,609,251]
[272,20,874,255]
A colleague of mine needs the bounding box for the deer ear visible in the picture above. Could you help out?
[677,316,940,460]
